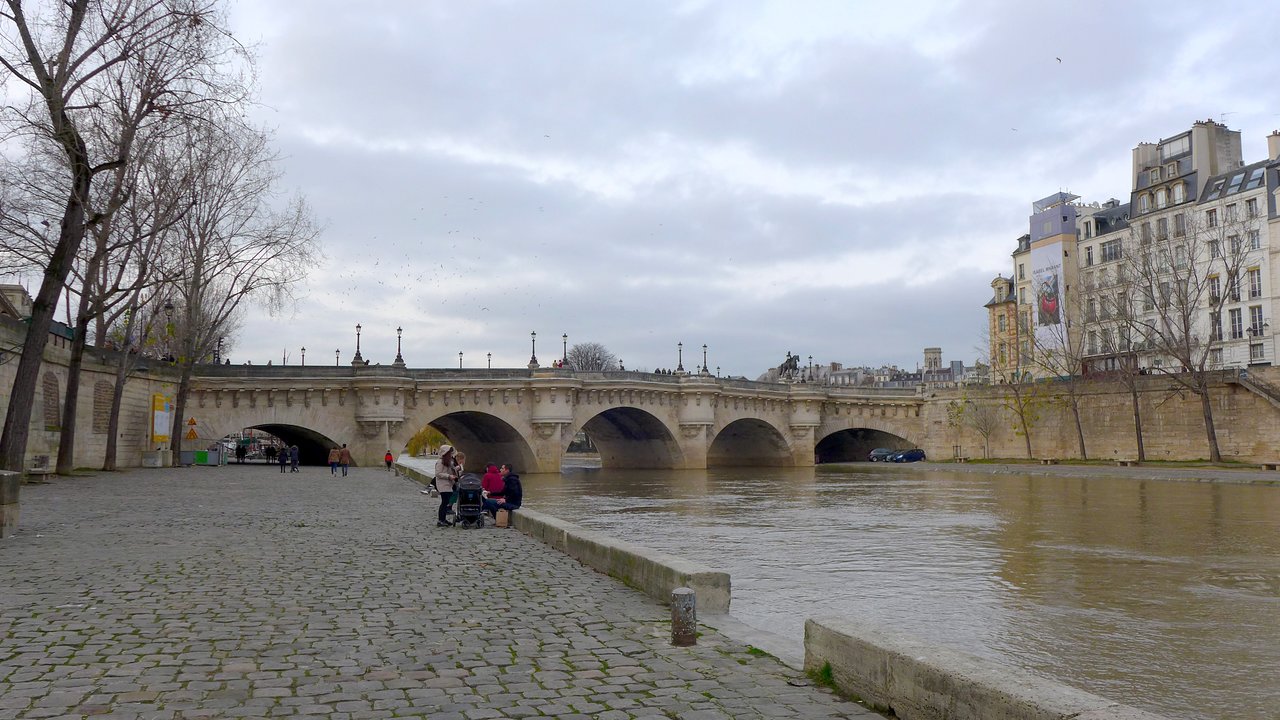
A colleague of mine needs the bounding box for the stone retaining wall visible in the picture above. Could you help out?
[804,617,1169,720]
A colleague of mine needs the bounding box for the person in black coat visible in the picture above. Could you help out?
[482,464,522,517]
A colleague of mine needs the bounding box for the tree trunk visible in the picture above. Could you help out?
[0,186,91,471]
[55,311,92,475]
[1069,392,1087,460]
[169,361,195,459]
[102,351,130,471]
[1199,386,1221,463]
[1129,384,1146,463]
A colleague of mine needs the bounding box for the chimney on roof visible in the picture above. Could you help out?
[1269,130,1280,161]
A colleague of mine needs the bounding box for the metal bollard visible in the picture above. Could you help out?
[671,587,696,646]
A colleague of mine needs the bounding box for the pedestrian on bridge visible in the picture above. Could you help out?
[327,446,340,475]
[277,446,288,473]
[384,450,394,471]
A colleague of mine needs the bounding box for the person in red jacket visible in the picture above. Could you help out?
[481,463,504,497]
[384,450,394,471]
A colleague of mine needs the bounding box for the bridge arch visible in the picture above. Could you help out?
[577,407,683,469]
[708,418,792,467]
[416,411,538,475]
[815,427,914,463]
[248,424,342,466]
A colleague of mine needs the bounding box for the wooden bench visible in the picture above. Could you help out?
[1261,462,1280,471]
[1115,460,1139,467]
[953,457,969,463]
[26,455,52,483]
[1039,458,1059,465]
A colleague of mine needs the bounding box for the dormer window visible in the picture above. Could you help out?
[1165,162,1177,178]
[1149,168,1161,185]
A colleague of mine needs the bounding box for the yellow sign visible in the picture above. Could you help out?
[187,417,197,426]
[185,428,199,440]
[151,394,172,444]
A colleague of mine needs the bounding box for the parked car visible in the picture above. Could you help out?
[890,448,926,463]
[867,448,897,462]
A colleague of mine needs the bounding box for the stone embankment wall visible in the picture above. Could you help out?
[0,318,177,470]
[921,368,1280,462]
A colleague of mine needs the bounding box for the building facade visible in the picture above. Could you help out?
[989,120,1280,377]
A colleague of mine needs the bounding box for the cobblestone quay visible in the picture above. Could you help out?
[0,465,879,719]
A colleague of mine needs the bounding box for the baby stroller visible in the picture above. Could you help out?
[453,473,485,528]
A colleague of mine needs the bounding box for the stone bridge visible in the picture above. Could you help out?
[191,366,926,472]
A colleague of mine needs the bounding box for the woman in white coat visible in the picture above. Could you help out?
[433,445,460,527]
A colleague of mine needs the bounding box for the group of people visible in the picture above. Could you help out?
[277,444,300,473]
[326,444,354,476]
[428,444,522,528]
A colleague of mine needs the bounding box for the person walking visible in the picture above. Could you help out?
[289,445,300,473]
[433,445,460,527]
[327,446,340,475]
[277,445,288,473]
[384,450,394,471]
[338,443,352,477]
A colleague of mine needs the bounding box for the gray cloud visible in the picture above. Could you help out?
[225,0,1280,375]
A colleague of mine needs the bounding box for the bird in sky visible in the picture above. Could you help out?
[1055,57,1062,63]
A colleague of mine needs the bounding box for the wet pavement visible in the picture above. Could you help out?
[0,464,880,719]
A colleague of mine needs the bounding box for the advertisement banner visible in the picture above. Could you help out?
[1029,240,1064,350]
[151,394,172,444]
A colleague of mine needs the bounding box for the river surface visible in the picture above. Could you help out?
[403,458,1280,719]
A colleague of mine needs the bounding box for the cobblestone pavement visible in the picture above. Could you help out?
[0,464,881,719]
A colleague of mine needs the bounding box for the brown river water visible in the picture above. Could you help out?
[405,458,1280,719]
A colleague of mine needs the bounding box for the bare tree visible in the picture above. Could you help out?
[566,342,617,372]
[1117,206,1260,462]
[0,0,240,471]
[165,117,321,458]
[1027,288,1091,459]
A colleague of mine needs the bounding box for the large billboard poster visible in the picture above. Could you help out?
[1029,240,1064,350]
[151,394,172,444]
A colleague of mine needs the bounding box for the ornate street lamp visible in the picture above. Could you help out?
[459,351,463,369]
[487,352,492,369]
[702,344,708,374]
[301,346,305,366]
[562,333,568,364]
[716,365,721,378]
[394,326,404,365]
[214,336,223,364]
[335,348,340,366]
[528,331,538,368]
[676,342,684,373]
[619,358,624,370]
[163,299,174,361]
[352,323,365,365]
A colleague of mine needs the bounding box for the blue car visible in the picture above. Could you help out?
[890,449,926,463]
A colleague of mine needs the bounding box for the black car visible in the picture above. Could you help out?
[890,448,926,463]
[867,448,897,462]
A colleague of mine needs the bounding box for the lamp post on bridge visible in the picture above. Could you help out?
[352,324,364,365]
[335,348,340,366]
[301,346,305,366]
[676,342,684,374]
[487,352,492,369]
[394,326,404,366]
[528,331,538,369]
[562,333,568,366]
[459,351,463,369]
[214,336,223,364]
[701,344,708,374]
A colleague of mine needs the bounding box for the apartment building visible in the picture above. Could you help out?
[997,120,1280,378]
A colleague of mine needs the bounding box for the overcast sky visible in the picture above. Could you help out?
[220,0,1280,377]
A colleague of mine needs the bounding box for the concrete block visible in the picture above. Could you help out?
[0,470,19,504]
[0,502,18,539]
[513,507,730,614]
[804,617,1170,720]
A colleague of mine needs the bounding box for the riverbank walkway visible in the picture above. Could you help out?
[0,465,880,719]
